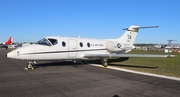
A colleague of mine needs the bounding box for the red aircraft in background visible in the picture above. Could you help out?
[0,37,13,49]
[0,37,13,45]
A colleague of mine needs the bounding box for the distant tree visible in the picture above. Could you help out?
[134,43,156,46]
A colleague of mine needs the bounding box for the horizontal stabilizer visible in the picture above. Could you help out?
[123,26,159,30]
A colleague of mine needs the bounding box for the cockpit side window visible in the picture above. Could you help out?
[48,38,58,45]
[36,38,51,46]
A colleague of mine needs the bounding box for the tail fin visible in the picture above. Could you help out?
[117,25,158,48]
[5,37,12,45]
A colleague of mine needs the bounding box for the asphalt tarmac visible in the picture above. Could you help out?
[1,50,180,97]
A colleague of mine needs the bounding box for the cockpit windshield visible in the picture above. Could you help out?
[48,38,58,45]
[35,38,58,46]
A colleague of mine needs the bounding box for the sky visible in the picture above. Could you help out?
[0,0,179,44]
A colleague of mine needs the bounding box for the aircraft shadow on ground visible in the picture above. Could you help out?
[108,57,158,69]
[32,57,158,69]
[87,57,130,64]
[33,61,84,69]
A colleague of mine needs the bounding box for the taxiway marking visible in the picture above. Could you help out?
[90,64,180,81]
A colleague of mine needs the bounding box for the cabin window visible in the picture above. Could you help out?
[87,42,90,47]
[36,38,51,46]
[62,41,66,47]
[48,38,58,45]
[80,42,83,47]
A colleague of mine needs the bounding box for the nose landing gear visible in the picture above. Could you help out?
[25,61,36,70]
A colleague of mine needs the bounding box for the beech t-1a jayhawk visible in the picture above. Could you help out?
[6,25,174,70]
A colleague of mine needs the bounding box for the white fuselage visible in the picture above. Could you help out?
[8,36,126,61]
[7,25,162,69]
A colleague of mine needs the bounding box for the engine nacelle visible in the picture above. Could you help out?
[105,41,125,53]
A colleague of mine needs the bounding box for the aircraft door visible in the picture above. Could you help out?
[68,40,77,57]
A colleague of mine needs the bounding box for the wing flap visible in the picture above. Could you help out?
[84,54,175,58]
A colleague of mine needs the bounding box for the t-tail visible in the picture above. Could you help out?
[5,37,13,45]
[117,25,158,53]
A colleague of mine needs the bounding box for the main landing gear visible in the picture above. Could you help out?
[82,60,88,64]
[101,58,108,67]
[25,61,37,70]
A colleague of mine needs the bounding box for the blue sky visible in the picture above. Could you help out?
[0,0,179,44]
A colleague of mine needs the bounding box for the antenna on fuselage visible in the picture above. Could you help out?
[78,35,80,38]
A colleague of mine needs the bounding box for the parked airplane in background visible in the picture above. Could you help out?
[6,25,175,70]
[154,39,180,49]
[0,37,13,45]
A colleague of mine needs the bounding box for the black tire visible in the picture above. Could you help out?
[103,62,108,67]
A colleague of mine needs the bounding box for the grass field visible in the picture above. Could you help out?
[108,49,180,78]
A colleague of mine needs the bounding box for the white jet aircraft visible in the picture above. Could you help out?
[6,25,174,70]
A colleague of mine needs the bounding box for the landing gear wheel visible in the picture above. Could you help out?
[25,61,35,70]
[101,58,108,67]
[103,61,108,67]
[27,63,33,69]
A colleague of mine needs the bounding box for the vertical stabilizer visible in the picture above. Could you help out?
[117,25,158,50]
[5,37,12,45]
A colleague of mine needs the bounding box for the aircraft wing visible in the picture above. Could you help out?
[84,54,175,58]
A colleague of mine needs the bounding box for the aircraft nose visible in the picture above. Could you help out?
[7,51,17,59]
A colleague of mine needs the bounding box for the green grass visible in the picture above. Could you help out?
[109,50,180,78]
